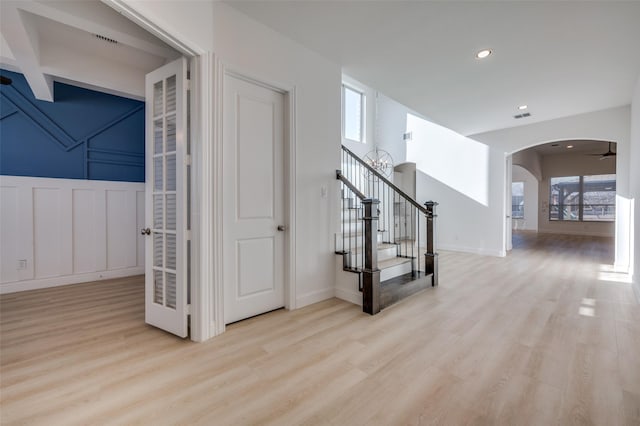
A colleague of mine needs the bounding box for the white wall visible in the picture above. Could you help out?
[512,165,538,232]
[414,151,506,257]
[375,92,410,168]
[212,3,342,308]
[512,149,542,181]
[0,176,144,293]
[537,151,616,237]
[471,106,632,270]
[630,76,640,301]
[341,80,507,257]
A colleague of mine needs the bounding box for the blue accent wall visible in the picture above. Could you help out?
[0,69,144,182]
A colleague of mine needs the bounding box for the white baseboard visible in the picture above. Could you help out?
[437,244,506,257]
[0,267,144,294]
[335,287,362,306]
[296,287,334,308]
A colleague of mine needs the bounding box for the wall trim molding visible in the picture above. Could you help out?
[296,287,335,308]
[0,268,143,294]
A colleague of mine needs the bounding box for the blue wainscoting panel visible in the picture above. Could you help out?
[0,69,144,182]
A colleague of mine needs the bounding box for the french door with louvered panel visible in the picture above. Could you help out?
[144,58,188,337]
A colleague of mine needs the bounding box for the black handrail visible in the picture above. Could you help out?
[336,170,366,200]
[341,145,428,214]
[337,145,439,315]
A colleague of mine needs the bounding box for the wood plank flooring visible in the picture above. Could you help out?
[1,232,639,425]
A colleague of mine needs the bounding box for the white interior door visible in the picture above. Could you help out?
[223,74,285,324]
[144,58,188,337]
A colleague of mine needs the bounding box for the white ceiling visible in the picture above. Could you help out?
[226,1,640,136]
[523,139,615,156]
[0,0,180,100]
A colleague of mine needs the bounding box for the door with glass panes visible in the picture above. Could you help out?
[143,58,189,337]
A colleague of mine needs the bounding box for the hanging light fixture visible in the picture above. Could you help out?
[363,148,394,179]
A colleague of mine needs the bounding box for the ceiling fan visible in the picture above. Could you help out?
[587,142,616,160]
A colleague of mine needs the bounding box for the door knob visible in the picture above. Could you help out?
[277,225,286,232]
[141,228,151,235]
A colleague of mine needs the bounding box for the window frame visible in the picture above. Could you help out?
[341,84,366,143]
[548,174,616,222]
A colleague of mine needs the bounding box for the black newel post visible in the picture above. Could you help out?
[362,198,380,314]
[424,201,439,287]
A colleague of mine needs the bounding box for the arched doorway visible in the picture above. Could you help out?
[508,140,624,268]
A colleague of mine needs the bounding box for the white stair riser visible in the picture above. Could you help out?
[335,233,383,251]
[342,245,397,267]
[380,260,413,281]
[339,221,363,234]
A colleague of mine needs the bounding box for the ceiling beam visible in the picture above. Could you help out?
[1,5,54,102]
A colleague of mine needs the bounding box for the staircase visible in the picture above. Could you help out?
[335,146,438,315]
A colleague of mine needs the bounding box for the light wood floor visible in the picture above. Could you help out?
[1,232,639,425]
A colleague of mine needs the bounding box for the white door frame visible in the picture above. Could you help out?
[102,0,215,342]
[505,154,513,252]
[214,64,297,335]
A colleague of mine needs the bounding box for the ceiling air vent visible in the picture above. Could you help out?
[95,34,118,44]
[513,112,531,119]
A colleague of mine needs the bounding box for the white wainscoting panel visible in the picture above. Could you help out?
[0,176,145,293]
[73,189,97,274]
[0,186,19,283]
[33,187,63,278]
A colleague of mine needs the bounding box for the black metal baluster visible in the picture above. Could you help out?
[411,204,415,275]
[417,210,421,274]
[341,183,344,241]
[348,188,352,268]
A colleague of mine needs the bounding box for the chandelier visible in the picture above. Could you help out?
[363,148,394,179]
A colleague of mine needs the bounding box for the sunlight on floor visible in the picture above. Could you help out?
[579,306,595,317]
[598,264,633,283]
[579,298,596,317]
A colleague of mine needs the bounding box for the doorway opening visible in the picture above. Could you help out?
[508,140,618,265]
[0,0,200,339]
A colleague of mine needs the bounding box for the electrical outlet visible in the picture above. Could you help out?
[17,259,27,270]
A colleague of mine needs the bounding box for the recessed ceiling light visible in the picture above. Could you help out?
[476,49,492,59]
[518,105,528,110]
[567,145,574,149]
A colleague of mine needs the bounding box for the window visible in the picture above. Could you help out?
[549,174,616,222]
[582,174,616,221]
[512,182,524,219]
[342,85,365,142]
